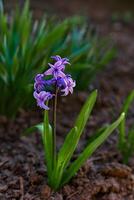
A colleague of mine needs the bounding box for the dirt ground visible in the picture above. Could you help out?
[0,0,134,199]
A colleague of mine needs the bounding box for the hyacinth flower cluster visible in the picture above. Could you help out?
[33,55,76,110]
[27,55,124,191]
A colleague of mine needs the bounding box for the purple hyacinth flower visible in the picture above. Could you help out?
[34,56,76,111]
[45,78,56,86]
[51,55,61,61]
[34,74,45,93]
[45,55,70,79]
[56,77,67,89]
[33,91,53,110]
[34,82,45,93]
[44,62,66,79]
[51,55,70,66]
[35,74,44,82]
[61,75,76,96]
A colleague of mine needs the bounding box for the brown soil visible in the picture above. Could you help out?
[1,105,134,200]
[1,1,134,199]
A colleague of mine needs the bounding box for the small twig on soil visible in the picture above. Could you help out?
[89,152,118,162]
[20,176,24,200]
[66,191,79,200]
[0,159,8,168]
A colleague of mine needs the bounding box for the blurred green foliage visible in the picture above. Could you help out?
[0,1,115,117]
[118,90,134,164]
[111,11,134,24]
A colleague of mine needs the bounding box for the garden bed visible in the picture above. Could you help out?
[1,1,134,200]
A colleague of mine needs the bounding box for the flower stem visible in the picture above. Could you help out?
[52,88,58,167]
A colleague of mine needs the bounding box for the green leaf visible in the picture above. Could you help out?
[69,44,90,61]
[128,129,134,153]
[121,128,134,164]
[50,90,97,189]
[50,127,78,189]
[58,90,97,165]
[87,126,107,145]
[42,21,68,48]
[122,90,134,115]
[42,108,53,179]
[23,107,53,180]
[118,117,126,150]
[99,48,116,66]
[118,90,134,151]
[23,123,43,135]
[0,0,3,13]
[61,113,125,187]
[75,90,97,133]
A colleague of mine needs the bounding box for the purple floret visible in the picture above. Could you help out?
[44,55,70,79]
[34,74,45,93]
[51,55,70,65]
[33,91,53,110]
[56,77,67,89]
[61,75,76,96]
[44,62,65,79]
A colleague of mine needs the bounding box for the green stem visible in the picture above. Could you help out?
[52,88,58,167]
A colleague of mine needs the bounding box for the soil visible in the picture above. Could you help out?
[1,1,134,199]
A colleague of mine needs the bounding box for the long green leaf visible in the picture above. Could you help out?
[42,108,53,179]
[50,127,78,189]
[51,90,97,189]
[58,90,97,163]
[61,113,125,187]
[75,90,97,133]
[118,90,134,150]
[122,90,134,114]
[59,90,97,157]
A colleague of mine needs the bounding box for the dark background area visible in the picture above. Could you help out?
[5,0,134,19]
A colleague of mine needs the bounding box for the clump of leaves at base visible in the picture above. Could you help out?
[118,90,134,164]
[25,90,124,190]
[0,0,115,117]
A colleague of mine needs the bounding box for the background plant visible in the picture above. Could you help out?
[111,11,134,24]
[118,90,134,164]
[0,0,115,117]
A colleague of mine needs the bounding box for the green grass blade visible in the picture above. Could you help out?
[42,108,53,179]
[121,129,134,164]
[128,129,134,155]
[61,113,125,187]
[118,117,126,150]
[122,90,134,114]
[118,90,134,150]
